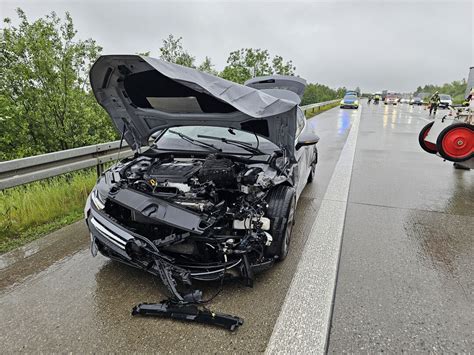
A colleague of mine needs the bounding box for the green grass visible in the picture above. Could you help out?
[304,101,340,118]
[0,170,97,253]
[452,93,468,105]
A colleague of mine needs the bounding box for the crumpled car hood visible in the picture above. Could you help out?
[89,55,299,157]
[244,75,307,105]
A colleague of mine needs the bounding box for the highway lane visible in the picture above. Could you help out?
[328,102,473,353]
[0,107,356,353]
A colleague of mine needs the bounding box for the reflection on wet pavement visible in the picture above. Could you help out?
[329,102,473,353]
[403,210,473,285]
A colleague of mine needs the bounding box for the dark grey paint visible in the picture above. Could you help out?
[90,55,299,156]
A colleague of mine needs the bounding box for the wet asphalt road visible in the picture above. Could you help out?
[0,107,356,353]
[1,103,472,353]
[328,102,473,353]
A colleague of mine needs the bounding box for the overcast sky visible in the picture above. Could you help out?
[1,0,473,92]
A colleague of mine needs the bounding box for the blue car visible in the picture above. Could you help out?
[340,95,359,109]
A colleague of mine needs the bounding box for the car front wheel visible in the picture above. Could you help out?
[265,185,296,261]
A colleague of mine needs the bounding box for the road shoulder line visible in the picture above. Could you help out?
[266,107,361,354]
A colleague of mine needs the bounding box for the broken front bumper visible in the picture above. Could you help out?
[87,206,268,331]
[87,206,273,278]
[88,197,273,285]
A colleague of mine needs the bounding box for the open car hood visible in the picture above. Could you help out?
[90,55,300,157]
[245,74,306,103]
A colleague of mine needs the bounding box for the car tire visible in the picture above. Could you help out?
[418,121,437,154]
[436,123,473,162]
[265,185,296,261]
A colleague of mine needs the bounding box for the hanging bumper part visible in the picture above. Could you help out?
[132,301,244,331]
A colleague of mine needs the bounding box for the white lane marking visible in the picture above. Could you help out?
[266,107,361,355]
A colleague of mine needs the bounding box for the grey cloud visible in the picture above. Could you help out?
[1,0,472,92]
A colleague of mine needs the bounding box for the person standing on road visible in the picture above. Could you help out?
[429,91,440,115]
[368,95,372,104]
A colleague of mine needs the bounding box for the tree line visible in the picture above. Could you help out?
[0,9,344,160]
[414,80,467,103]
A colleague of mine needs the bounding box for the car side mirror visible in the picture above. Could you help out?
[296,131,320,150]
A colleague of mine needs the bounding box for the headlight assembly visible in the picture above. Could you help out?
[91,189,105,210]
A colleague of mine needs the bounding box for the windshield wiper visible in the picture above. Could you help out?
[168,130,221,152]
[197,134,265,155]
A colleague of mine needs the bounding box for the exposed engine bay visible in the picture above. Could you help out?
[87,151,292,330]
[104,152,281,246]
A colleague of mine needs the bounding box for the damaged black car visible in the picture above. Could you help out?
[84,55,319,330]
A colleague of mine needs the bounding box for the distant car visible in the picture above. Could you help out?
[384,95,398,105]
[340,95,359,109]
[410,97,423,106]
[400,98,409,104]
[439,94,453,108]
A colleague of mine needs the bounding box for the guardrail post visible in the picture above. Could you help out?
[96,163,104,176]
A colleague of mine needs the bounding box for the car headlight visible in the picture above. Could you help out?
[340,100,344,104]
[354,100,359,105]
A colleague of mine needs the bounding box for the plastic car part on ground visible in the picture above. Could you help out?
[132,301,244,331]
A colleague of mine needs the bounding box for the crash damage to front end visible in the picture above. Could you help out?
[86,55,307,330]
[84,149,290,330]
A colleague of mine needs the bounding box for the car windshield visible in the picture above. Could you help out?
[153,126,279,155]
[440,95,451,100]
[344,95,357,100]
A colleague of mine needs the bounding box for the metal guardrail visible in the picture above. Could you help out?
[0,99,340,190]
[0,141,132,190]
[301,99,340,116]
